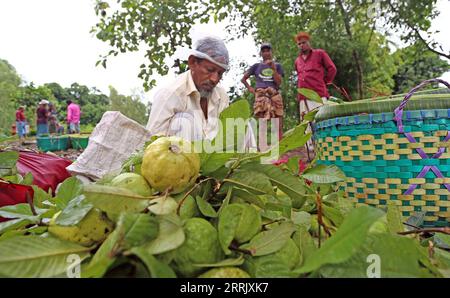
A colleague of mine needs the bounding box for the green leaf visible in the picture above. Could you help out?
[148,196,178,215]
[199,152,236,175]
[141,214,185,255]
[116,213,159,249]
[271,123,310,156]
[298,88,323,104]
[291,211,311,228]
[195,196,218,218]
[32,186,52,209]
[244,254,295,278]
[295,206,384,274]
[322,205,344,227]
[82,230,119,278]
[83,184,151,217]
[0,203,45,219]
[0,151,19,176]
[55,195,93,226]
[0,218,36,234]
[232,188,265,209]
[193,255,245,268]
[0,235,91,277]
[225,169,275,195]
[303,109,319,122]
[241,163,308,208]
[302,165,346,184]
[286,156,300,174]
[318,234,438,277]
[240,222,296,256]
[130,246,176,277]
[405,211,425,230]
[218,204,243,255]
[21,172,34,185]
[386,202,404,234]
[55,177,83,210]
[292,226,317,267]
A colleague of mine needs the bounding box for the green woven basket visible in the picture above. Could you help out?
[313,79,450,227]
[69,134,89,150]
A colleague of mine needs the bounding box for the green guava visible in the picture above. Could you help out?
[172,217,224,277]
[198,267,250,278]
[219,203,262,244]
[141,136,200,194]
[48,209,114,247]
[175,195,200,220]
[111,172,153,197]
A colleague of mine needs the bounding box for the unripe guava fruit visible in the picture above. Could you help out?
[219,203,262,244]
[48,209,114,247]
[141,136,200,194]
[111,172,152,197]
[198,267,250,278]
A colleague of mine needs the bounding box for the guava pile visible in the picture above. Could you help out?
[0,131,449,278]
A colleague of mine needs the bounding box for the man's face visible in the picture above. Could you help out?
[297,38,311,53]
[189,57,225,93]
[261,48,273,60]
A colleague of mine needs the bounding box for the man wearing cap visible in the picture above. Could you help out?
[146,36,230,141]
[36,100,50,136]
[295,32,337,119]
[241,42,284,149]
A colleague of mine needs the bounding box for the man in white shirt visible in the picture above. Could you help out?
[146,36,231,141]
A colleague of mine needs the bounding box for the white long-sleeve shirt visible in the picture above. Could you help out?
[146,70,229,141]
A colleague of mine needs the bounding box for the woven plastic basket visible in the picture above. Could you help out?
[313,79,450,227]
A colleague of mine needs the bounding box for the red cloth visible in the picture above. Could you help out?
[15,110,26,121]
[0,180,34,222]
[294,49,337,100]
[16,151,72,194]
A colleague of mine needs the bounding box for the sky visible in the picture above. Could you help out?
[0,0,449,104]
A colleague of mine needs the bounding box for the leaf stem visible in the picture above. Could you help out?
[176,177,215,216]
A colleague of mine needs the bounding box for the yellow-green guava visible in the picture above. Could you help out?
[219,203,262,244]
[141,136,200,194]
[111,172,153,197]
[172,217,224,277]
[48,209,114,247]
[198,267,250,278]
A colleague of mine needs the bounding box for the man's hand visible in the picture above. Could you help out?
[265,59,276,69]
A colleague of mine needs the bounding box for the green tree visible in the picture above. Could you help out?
[0,59,21,135]
[392,43,450,93]
[109,86,148,125]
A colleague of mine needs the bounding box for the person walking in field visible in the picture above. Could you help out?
[66,100,81,134]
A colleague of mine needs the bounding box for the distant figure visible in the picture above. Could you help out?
[36,100,50,136]
[66,100,81,134]
[294,31,337,119]
[48,103,64,134]
[15,106,27,142]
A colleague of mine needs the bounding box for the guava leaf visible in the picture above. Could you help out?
[32,185,52,209]
[0,235,91,277]
[55,177,83,210]
[303,109,319,122]
[199,152,236,175]
[240,222,296,256]
[141,214,185,255]
[232,188,265,208]
[405,211,425,229]
[20,172,34,185]
[298,88,323,104]
[117,213,159,249]
[244,254,296,278]
[55,195,93,226]
[130,246,176,277]
[318,234,438,277]
[82,230,119,278]
[302,164,346,184]
[83,184,151,216]
[195,196,218,218]
[322,205,344,227]
[218,205,243,255]
[270,123,310,156]
[0,203,46,219]
[224,169,275,195]
[0,218,37,234]
[295,206,384,274]
[0,151,19,176]
[241,162,308,208]
[148,196,178,215]
[291,211,311,228]
[292,226,317,267]
[386,202,404,234]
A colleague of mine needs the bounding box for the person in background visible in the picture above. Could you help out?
[15,106,27,143]
[295,31,337,119]
[48,103,64,134]
[36,100,50,136]
[241,42,284,151]
[66,100,81,134]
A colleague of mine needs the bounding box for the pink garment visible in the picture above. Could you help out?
[67,103,81,123]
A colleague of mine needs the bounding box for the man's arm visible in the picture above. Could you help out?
[146,89,180,136]
[269,62,282,88]
[241,64,256,94]
[322,51,337,84]
[67,106,72,123]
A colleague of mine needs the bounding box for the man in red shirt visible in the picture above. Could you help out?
[294,32,337,120]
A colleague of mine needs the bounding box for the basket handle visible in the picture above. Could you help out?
[394,78,450,133]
